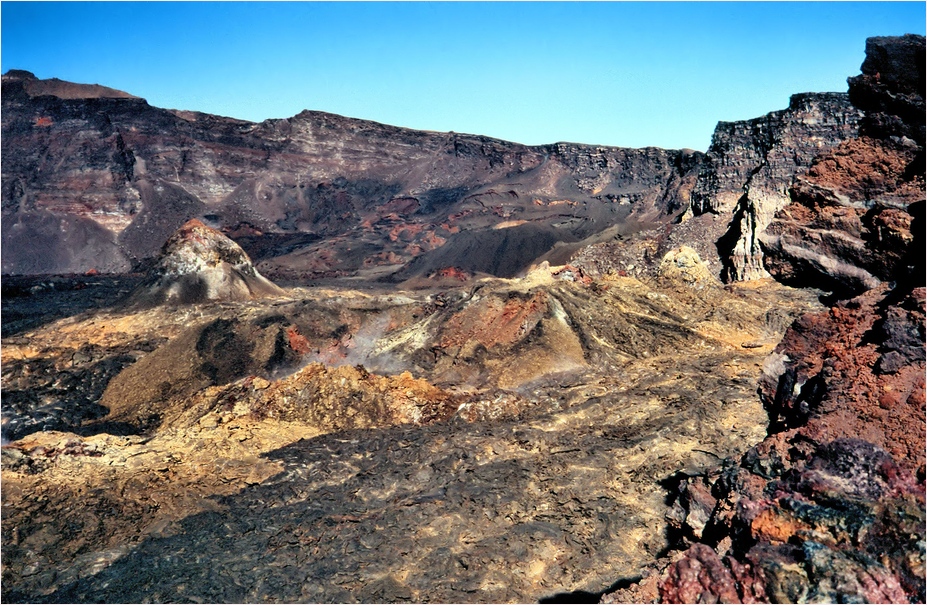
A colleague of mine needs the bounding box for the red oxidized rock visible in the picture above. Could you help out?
[660,544,763,604]
[285,325,312,355]
[649,35,926,605]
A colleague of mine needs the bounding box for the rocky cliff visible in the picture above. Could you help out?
[1,70,702,280]
[2,67,880,287]
[762,34,925,297]
[602,33,925,605]
[688,93,863,281]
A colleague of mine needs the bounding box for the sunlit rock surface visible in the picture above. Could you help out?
[602,34,925,605]
[127,219,284,307]
[1,69,703,280]
[689,94,863,282]
[1,261,820,602]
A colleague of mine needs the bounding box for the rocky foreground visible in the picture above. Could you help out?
[2,234,822,602]
[1,34,924,604]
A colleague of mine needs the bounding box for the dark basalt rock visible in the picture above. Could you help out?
[0,70,704,280]
[689,93,863,282]
[602,34,926,605]
[0,68,874,285]
[849,34,926,145]
[762,34,924,298]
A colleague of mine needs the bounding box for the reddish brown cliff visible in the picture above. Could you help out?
[1,70,702,280]
[602,34,925,605]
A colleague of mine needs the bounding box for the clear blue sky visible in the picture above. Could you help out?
[2,2,924,150]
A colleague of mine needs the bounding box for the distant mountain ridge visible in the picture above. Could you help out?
[0,68,860,282]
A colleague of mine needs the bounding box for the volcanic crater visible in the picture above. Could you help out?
[1,34,924,605]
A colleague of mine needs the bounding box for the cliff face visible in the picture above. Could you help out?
[762,34,924,297]
[689,93,863,281]
[602,33,925,605]
[1,70,702,279]
[1,69,875,285]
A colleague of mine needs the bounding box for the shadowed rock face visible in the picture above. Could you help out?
[849,34,926,145]
[128,219,284,306]
[566,95,864,287]
[1,70,704,280]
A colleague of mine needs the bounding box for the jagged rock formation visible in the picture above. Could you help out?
[688,93,863,282]
[849,34,926,145]
[762,34,925,296]
[1,69,702,280]
[128,219,284,306]
[1,68,877,287]
[567,95,864,286]
[602,34,925,605]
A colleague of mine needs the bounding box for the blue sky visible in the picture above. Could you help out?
[2,2,924,150]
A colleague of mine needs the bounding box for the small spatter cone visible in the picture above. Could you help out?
[129,219,284,306]
[658,246,718,286]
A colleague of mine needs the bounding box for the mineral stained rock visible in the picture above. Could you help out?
[0,67,866,286]
[657,246,717,287]
[2,32,924,605]
[762,34,925,297]
[599,34,926,605]
[569,94,863,286]
[689,93,863,282]
[127,219,284,306]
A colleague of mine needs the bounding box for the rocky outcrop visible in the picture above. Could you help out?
[570,93,865,285]
[601,34,926,605]
[1,70,702,279]
[688,93,863,281]
[127,219,284,306]
[760,142,922,296]
[2,34,923,605]
[3,69,139,100]
[1,68,878,285]
[762,34,924,297]
[657,246,717,287]
[659,435,923,603]
[849,34,926,145]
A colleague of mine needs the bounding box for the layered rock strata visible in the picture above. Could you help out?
[762,34,925,297]
[1,69,876,286]
[689,93,863,282]
[1,70,702,280]
[602,33,926,605]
